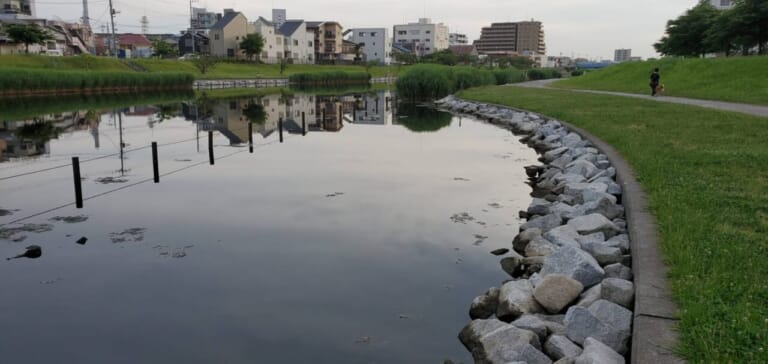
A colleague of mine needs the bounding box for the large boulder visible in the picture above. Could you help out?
[567,214,620,237]
[512,314,549,341]
[497,279,543,321]
[459,319,552,364]
[544,225,582,249]
[574,337,625,364]
[533,274,584,314]
[567,197,625,221]
[528,198,553,216]
[526,237,558,257]
[564,160,600,179]
[575,284,602,308]
[501,253,525,277]
[470,287,501,319]
[540,246,605,288]
[605,234,630,253]
[603,263,633,281]
[586,244,624,266]
[521,213,564,233]
[564,300,632,354]
[600,278,634,309]
[544,335,584,361]
[514,228,543,253]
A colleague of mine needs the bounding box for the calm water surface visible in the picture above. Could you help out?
[0,91,537,363]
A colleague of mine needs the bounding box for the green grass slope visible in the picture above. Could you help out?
[554,56,768,105]
[0,54,132,72]
[459,85,768,363]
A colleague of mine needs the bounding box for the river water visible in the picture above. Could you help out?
[0,89,537,363]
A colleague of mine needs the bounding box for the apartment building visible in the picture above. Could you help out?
[474,20,545,57]
[614,48,631,62]
[449,33,468,45]
[0,0,35,18]
[393,18,449,56]
[348,28,392,65]
[307,21,343,63]
[252,16,284,63]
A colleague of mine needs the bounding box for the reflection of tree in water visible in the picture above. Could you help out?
[396,103,452,133]
[154,103,182,122]
[17,120,60,143]
[243,100,266,125]
[193,94,215,119]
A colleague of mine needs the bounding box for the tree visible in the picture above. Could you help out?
[4,23,54,54]
[239,33,264,61]
[279,58,288,75]
[654,1,720,57]
[151,39,178,59]
[728,0,768,54]
[191,55,218,74]
[505,56,535,69]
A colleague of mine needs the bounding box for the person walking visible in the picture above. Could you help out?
[650,68,660,96]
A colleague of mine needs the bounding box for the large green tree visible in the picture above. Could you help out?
[239,33,265,61]
[654,0,720,57]
[728,0,768,54]
[4,23,54,54]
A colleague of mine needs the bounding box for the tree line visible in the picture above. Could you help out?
[654,0,767,57]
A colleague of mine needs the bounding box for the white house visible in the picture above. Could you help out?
[348,28,392,65]
[393,18,449,56]
[252,16,284,63]
[278,20,314,64]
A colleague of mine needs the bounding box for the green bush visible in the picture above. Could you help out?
[396,64,530,100]
[571,70,585,76]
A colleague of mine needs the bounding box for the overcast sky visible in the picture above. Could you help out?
[37,0,697,60]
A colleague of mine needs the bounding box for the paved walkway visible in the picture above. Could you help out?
[512,79,768,118]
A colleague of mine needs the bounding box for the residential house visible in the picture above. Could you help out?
[178,32,209,55]
[117,33,152,58]
[209,9,252,59]
[278,20,314,64]
[348,28,392,65]
[449,44,478,58]
[252,16,284,63]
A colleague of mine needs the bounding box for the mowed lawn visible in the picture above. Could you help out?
[553,56,768,106]
[459,85,768,363]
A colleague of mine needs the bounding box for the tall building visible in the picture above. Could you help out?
[449,33,467,45]
[710,0,734,9]
[272,9,286,28]
[0,0,35,18]
[614,48,631,62]
[393,18,449,56]
[349,28,392,65]
[473,21,545,57]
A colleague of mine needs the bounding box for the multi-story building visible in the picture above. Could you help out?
[0,0,35,18]
[191,8,220,29]
[209,9,252,59]
[271,9,286,29]
[474,20,545,57]
[307,21,343,63]
[393,18,449,56]
[710,0,734,10]
[278,20,315,64]
[348,28,392,65]
[449,33,467,45]
[614,48,631,62]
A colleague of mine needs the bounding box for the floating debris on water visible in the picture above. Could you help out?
[40,277,62,285]
[109,228,147,243]
[0,223,53,242]
[398,314,410,319]
[325,192,345,198]
[491,248,509,256]
[453,177,471,182]
[49,215,89,224]
[487,203,503,209]
[354,336,371,344]
[95,176,128,184]
[473,234,489,245]
[450,212,475,224]
[174,158,193,162]
[76,237,88,245]
[7,245,42,260]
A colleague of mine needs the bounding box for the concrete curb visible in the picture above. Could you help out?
[461,99,685,363]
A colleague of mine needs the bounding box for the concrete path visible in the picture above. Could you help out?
[512,79,768,118]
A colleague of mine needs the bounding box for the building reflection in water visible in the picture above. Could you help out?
[0,111,92,161]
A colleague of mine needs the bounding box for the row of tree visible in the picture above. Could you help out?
[392,49,536,69]
[654,0,767,57]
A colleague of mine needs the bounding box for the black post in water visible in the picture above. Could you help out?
[353,107,356,121]
[279,117,284,143]
[248,122,254,153]
[301,112,306,136]
[72,157,83,208]
[151,142,159,183]
[338,105,342,124]
[322,109,326,124]
[208,131,214,165]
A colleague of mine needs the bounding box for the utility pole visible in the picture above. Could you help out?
[189,0,195,54]
[108,0,117,56]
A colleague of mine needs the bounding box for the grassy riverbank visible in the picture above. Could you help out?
[459,85,767,363]
[0,68,193,96]
[554,56,768,105]
[0,55,403,80]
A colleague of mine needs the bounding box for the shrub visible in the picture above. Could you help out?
[0,68,194,94]
[571,70,585,76]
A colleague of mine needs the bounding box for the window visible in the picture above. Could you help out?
[308,41,313,47]
[261,51,268,58]
[425,39,430,42]
[359,32,365,37]
[397,30,407,35]
[371,32,377,36]
[426,30,431,34]
[294,40,298,46]
[373,42,376,46]
[410,30,420,35]
[214,34,220,40]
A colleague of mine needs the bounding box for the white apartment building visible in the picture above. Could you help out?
[710,0,734,9]
[278,20,315,64]
[252,16,285,63]
[449,33,468,45]
[393,18,449,56]
[349,28,392,65]
[614,48,631,62]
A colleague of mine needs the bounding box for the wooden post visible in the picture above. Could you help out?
[248,122,254,153]
[72,157,83,208]
[151,142,159,183]
[208,131,214,165]
[301,112,306,136]
[279,117,284,143]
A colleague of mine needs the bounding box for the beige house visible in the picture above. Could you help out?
[209,9,253,59]
[307,21,343,63]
